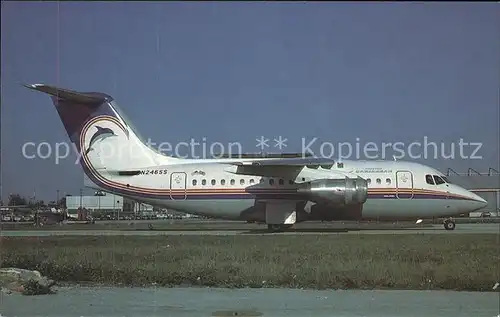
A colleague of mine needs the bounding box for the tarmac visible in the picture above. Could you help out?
[0,223,498,236]
[1,286,498,317]
[1,223,499,316]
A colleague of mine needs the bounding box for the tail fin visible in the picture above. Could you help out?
[25,83,176,172]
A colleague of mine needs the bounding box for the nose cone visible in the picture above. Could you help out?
[468,192,488,212]
[452,185,489,213]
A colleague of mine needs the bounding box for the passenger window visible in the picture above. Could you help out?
[425,175,434,185]
[376,178,381,184]
[289,180,294,185]
[202,179,207,186]
[367,179,371,185]
[240,179,245,185]
[221,179,226,186]
[269,179,275,185]
[279,179,284,185]
[259,178,264,184]
[250,179,255,185]
[386,178,391,185]
[433,175,445,185]
[211,179,216,186]
[230,179,235,185]
[192,179,197,186]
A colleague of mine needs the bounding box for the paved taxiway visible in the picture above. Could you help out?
[1,223,498,236]
[1,287,498,317]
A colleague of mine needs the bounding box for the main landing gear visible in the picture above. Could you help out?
[443,218,456,231]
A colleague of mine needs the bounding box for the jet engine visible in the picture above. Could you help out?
[297,177,368,206]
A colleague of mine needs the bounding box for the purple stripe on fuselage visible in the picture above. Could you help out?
[79,155,475,202]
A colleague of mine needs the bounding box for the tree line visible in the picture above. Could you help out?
[2,193,68,209]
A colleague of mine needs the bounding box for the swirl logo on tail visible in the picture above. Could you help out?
[85,126,117,154]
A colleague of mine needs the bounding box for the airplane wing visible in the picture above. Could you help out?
[231,157,335,166]
[105,157,341,179]
[224,157,337,178]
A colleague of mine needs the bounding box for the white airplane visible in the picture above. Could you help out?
[25,83,488,231]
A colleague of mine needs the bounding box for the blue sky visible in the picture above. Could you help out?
[1,2,499,201]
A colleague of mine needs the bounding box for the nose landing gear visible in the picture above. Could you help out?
[443,218,456,230]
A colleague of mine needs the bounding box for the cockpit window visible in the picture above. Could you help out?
[425,174,434,185]
[433,175,445,185]
[442,176,451,184]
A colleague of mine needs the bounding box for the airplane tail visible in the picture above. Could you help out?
[25,84,179,173]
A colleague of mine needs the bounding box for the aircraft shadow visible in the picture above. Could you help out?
[126,225,437,234]
[239,226,438,234]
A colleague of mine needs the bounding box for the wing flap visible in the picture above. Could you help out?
[225,157,336,178]
[231,157,335,167]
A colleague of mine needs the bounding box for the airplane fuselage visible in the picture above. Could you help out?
[87,159,485,222]
[26,83,488,228]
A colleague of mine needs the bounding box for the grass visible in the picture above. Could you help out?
[1,234,498,291]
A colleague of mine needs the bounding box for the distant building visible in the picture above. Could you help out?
[65,193,153,216]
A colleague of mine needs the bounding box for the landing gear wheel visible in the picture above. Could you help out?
[267,224,293,232]
[443,219,456,231]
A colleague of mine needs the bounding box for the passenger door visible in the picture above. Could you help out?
[170,172,187,200]
[396,171,414,199]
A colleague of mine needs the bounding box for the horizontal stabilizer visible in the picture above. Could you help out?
[23,83,108,104]
[103,170,143,176]
[117,170,142,176]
